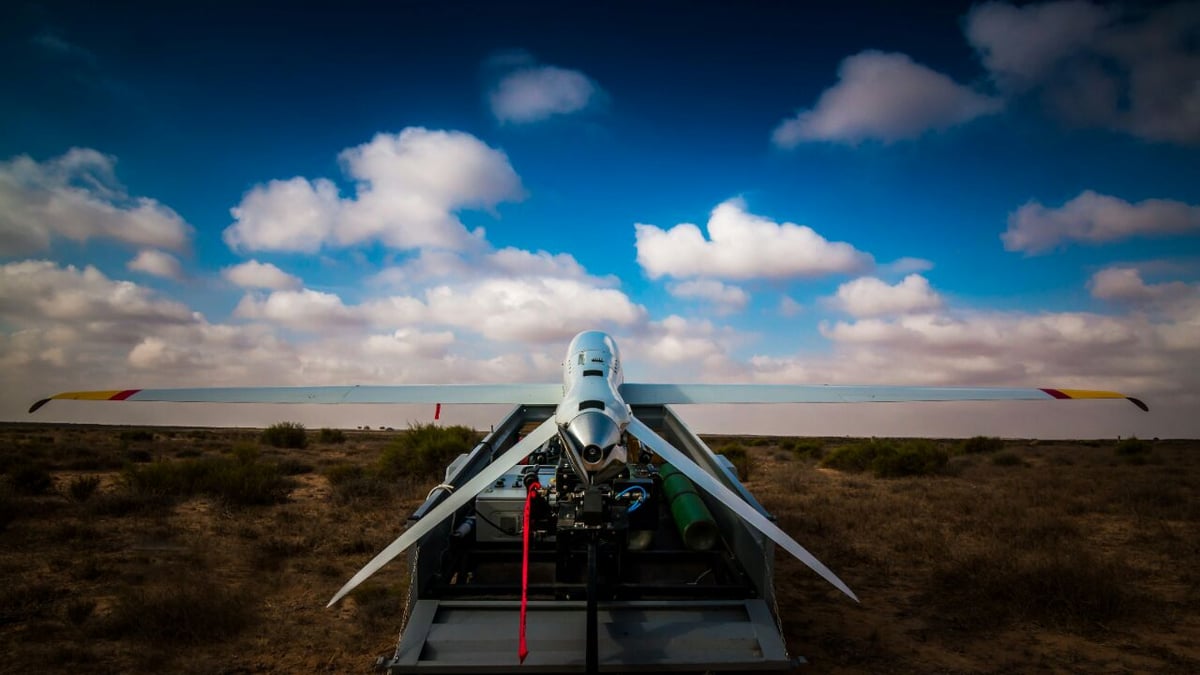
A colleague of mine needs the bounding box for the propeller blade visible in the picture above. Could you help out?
[627,416,859,602]
[327,416,559,607]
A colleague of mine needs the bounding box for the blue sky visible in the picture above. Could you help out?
[2,0,1198,436]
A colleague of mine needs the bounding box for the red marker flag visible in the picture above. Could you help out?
[519,481,541,663]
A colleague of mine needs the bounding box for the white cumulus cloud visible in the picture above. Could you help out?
[1002,190,1200,254]
[225,177,340,254]
[811,308,1190,397]
[1088,266,1200,319]
[778,296,804,318]
[0,260,193,324]
[0,148,192,255]
[234,289,365,331]
[635,198,872,280]
[372,246,608,289]
[620,315,743,379]
[667,280,749,314]
[831,274,944,318]
[224,128,524,253]
[490,64,601,124]
[223,260,302,290]
[966,1,1200,144]
[772,51,1003,146]
[127,249,184,281]
[421,278,646,344]
[966,0,1113,88]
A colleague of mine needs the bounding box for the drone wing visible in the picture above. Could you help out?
[621,384,1147,410]
[326,416,559,606]
[628,416,857,601]
[29,384,564,413]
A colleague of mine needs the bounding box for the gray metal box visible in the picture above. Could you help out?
[474,466,556,542]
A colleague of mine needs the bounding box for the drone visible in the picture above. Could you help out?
[32,330,1146,672]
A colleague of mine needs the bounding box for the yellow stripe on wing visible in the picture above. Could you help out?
[1053,389,1148,410]
[51,390,128,401]
[30,389,143,413]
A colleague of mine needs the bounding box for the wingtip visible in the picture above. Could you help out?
[28,398,51,414]
[1128,397,1149,412]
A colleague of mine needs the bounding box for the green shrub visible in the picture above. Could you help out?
[1115,436,1149,456]
[231,442,260,465]
[252,535,316,572]
[821,438,947,477]
[98,581,254,644]
[0,486,16,531]
[871,440,949,478]
[930,545,1133,629]
[66,597,96,626]
[8,463,52,495]
[821,439,890,473]
[276,459,314,475]
[122,456,293,507]
[350,585,403,627]
[328,473,388,504]
[958,436,1004,454]
[717,443,752,481]
[992,452,1024,467]
[0,582,64,623]
[323,463,365,485]
[87,491,169,517]
[65,450,115,471]
[52,521,102,543]
[67,475,101,502]
[317,428,347,444]
[378,423,478,479]
[261,422,307,449]
[790,438,825,459]
[321,463,390,503]
[118,429,154,442]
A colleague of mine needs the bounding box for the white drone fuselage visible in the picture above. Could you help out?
[555,330,631,484]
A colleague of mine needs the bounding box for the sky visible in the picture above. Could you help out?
[1,0,1198,437]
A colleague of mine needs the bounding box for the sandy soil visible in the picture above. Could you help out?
[1,425,1197,673]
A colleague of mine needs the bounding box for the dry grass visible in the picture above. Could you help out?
[0,425,1197,673]
[710,435,1200,671]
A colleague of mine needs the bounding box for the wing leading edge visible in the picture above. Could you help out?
[28,384,565,413]
[619,384,1148,411]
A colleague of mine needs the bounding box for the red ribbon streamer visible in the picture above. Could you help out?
[519,480,540,664]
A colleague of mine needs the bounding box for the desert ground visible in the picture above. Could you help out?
[1,423,1197,674]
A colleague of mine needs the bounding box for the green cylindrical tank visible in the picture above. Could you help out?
[658,463,718,551]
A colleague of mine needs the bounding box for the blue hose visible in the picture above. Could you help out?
[615,485,648,512]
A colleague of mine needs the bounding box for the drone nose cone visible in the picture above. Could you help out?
[567,411,621,456]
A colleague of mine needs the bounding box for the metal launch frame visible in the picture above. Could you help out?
[375,404,793,673]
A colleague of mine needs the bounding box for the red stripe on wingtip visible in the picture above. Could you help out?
[111,389,141,401]
[1040,388,1070,399]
